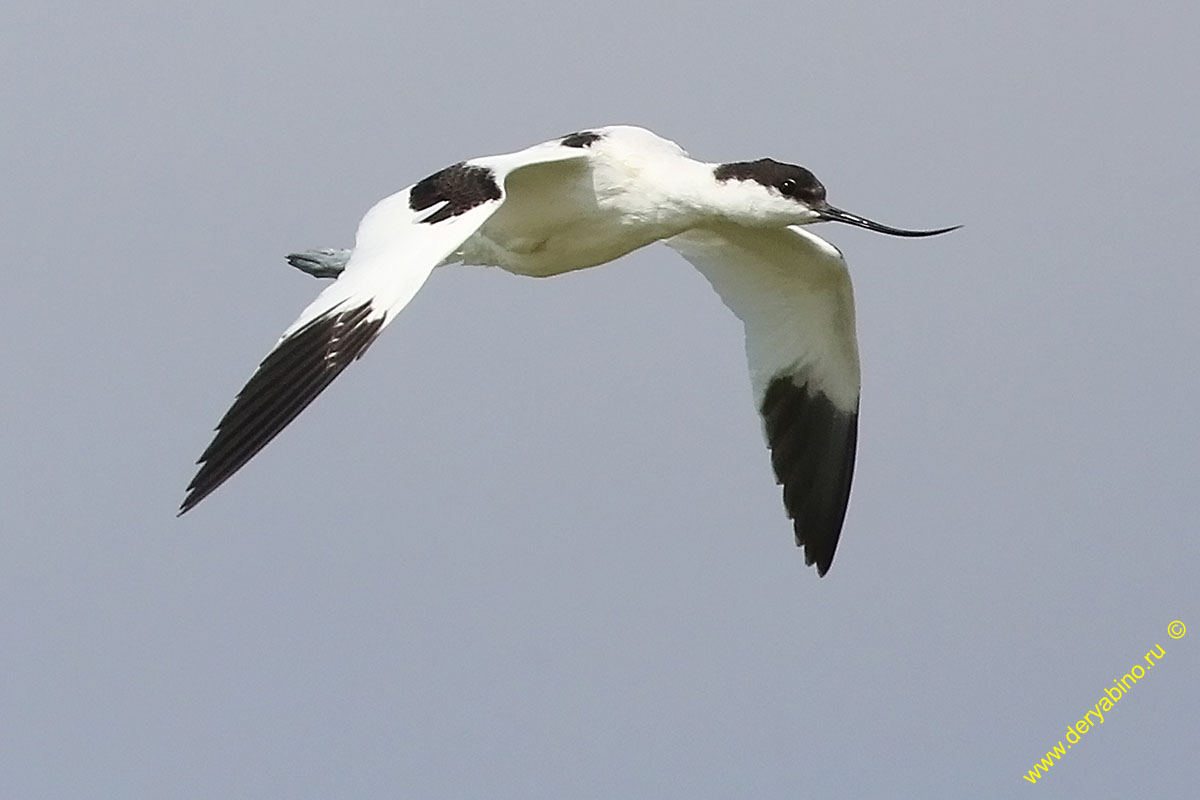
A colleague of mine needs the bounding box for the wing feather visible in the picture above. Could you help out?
[182,303,383,512]
[180,139,592,513]
[667,225,861,575]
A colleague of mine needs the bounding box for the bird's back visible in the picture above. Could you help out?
[462,126,707,277]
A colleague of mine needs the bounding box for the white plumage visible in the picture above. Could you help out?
[181,125,956,576]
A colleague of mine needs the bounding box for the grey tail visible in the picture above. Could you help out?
[285,248,352,279]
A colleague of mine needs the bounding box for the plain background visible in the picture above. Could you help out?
[2,1,1197,797]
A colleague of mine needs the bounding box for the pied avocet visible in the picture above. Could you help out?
[180,125,957,575]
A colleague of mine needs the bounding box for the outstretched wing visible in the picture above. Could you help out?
[667,225,861,576]
[180,140,590,514]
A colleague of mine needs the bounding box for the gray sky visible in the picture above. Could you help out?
[2,1,1197,797]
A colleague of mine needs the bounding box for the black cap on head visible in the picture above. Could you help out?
[714,159,826,205]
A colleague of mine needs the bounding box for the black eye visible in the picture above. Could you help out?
[778,178,797,196]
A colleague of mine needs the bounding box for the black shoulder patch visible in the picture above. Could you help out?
[409,163,502,224]
[760,375,858,576]
[714,159,826,205]
[560,130,603,148]
[179,302,384,514]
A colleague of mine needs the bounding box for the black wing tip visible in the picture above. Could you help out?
[177,457,232,516]
[178,301,383,515]
[793,492,852,577]
[801,535,837,577]
[177,477,216,516]
[760,375,859,578]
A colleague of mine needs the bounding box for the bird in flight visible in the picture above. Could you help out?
[180,125,957,575]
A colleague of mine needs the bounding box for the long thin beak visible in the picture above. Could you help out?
[818,203,960,238]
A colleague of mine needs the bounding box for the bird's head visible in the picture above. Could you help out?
[712,159,959,237]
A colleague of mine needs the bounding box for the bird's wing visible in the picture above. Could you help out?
[180,139,591,514]
[666,225,861,575]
